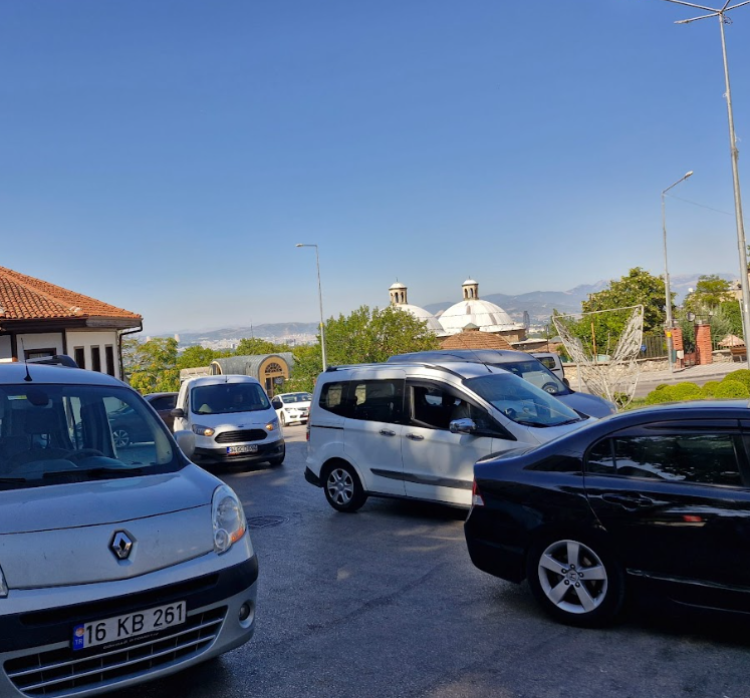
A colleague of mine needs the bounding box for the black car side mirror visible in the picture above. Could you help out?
[170,408,186,419]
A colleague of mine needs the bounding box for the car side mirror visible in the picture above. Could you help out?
[449,418,476,435]
[174,430,195,458]
[171,408,186,419]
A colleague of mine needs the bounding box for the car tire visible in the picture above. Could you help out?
[323,461,367,513]
[112,428,131,448]
[526,534,625,627]
[268,446,285,467]
[280,412,286,427]
[542,382,558,394]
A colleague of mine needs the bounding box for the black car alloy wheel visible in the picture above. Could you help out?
[526,536,624,627]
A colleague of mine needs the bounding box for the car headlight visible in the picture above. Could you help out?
[0,565,7,597]
[192,424,215,437]
[211,485,247,554]
[265,418,279,432]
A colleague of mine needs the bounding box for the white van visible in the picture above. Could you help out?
[304,361,593,512]
[172,375,285,466]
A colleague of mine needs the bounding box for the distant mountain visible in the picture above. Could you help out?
[423,275,735,323]
[174,322,320,347]
[160,274,738,345]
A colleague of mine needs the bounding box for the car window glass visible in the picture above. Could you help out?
[319,382,348,416]
[586,439,616,474]
[350,380,404,424]
[191,383,270,415]
[611,434,742,486]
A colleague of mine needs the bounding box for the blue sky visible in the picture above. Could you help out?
[1,0,748,333]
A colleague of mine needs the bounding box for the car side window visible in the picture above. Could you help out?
[594,434,742,486]
[319,382,349,416]
[586,439,616,474]
[350,380,404,424]
[407,382,503,435]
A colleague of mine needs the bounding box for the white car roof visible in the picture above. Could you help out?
[0,363,128,388]
[183,374,261,387]
[323,361,510,380]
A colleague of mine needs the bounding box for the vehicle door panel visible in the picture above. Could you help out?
[342,371,406,497]
[584,420,750,597]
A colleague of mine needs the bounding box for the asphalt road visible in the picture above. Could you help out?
[117,425,750,698]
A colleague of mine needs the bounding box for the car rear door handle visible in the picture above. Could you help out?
[406,433,424,441]
[379,429,396,437]
[600,493,655,509]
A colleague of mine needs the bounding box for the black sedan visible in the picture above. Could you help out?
[465,401,750,627]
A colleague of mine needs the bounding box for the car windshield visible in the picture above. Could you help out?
[0,384,182,490]
[281,393,312,404]
[192,383,270,415]
[493,360,570,396]
[464,373,582,427]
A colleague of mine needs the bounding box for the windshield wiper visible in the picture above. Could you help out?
[43,467,145,481]
[514,419,549,427]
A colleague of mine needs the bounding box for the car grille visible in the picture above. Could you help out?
[215,430,267,443]
[4,607,226,697]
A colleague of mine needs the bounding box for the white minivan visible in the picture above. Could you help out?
[172,375,285,467]
[304,361,593,512]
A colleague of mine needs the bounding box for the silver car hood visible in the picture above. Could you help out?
[0,464,220,589]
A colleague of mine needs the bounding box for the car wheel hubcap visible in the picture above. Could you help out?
[538,539,608,614]
[113,430,129,448]
[327,469,354,505]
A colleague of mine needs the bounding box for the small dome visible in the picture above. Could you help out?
[462,279,478,286]
[389,281,407,290]
[394,304,444,334]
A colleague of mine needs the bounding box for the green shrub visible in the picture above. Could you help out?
[701,381,721,397]
[713,380,750,399]
[669,382,702,401]
[644,386,676,404]
[723,370,750,390]
[653,384,671,392]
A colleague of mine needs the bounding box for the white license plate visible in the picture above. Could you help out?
[227,444,258,455]
[72,601,187,651]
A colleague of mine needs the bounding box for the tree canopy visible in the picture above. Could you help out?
[682,274,734,312]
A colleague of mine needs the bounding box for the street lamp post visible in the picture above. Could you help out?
[296,243,328,371]
[661,0,750,369]
[662,170,694,373]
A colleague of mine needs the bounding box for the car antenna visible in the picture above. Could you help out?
[19,339,33,382]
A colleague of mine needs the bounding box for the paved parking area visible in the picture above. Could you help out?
[116,425,750,698]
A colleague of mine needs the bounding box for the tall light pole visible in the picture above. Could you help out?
[662,170,694,373]
[661,0,750,369]
[296,243,328,371]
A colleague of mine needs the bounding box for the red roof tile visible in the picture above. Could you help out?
[0,267,141,321]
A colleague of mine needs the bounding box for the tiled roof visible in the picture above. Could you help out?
[440,328,513,351]
[0,266,141,321]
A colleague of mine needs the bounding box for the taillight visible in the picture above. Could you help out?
[472,480,484,507]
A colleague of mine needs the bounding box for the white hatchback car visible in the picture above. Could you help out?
[271,392,312,426]
[0,362,258,697]
[305,361,593,512]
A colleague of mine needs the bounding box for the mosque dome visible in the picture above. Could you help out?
[439,279,523,335]
[387,281,443,335]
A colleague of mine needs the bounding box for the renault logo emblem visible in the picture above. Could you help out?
[110,531,134,560]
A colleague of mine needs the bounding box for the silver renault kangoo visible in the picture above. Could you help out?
[0,362,257,697]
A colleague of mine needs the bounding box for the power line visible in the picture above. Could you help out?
[665,193,734,216]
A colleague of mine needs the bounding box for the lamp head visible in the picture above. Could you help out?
[685,170,694,179]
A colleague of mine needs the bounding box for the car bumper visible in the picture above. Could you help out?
[464,511,526,584]
[304,467,322,487]
[193,439,285,464]
[0,549,258,697]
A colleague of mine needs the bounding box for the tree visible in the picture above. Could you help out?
[683,274,734,312]
[284,306,440,392]
[122,337,179,394]
[235,338,290,356]
[581,267,667,333]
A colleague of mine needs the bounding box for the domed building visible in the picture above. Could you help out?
[439,279,526,343]
[388,282,444,335]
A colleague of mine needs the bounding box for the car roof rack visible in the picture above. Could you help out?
[324,362,469,379]
[25,354,79,368]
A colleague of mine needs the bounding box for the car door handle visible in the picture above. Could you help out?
[600,493,655,509]
[406,433,424,441]
[379,429,396,437]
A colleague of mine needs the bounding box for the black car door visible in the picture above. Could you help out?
[583,419,750,601]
